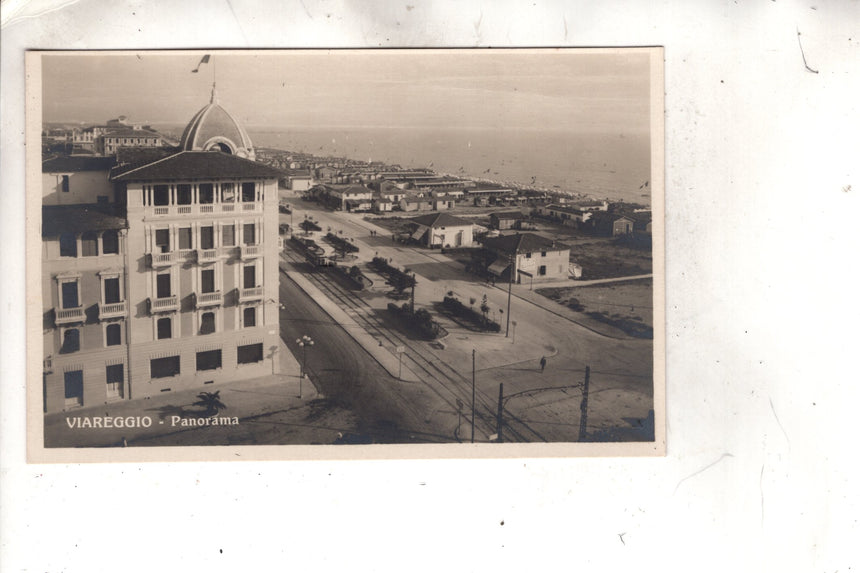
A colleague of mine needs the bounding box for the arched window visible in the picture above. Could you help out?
[200,312,215,335]
[61,328,80,353]
[106,323,121,346]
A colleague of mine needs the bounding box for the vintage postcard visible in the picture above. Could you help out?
[26,48,665,462]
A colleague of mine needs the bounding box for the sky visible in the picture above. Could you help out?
[40,50,652,134]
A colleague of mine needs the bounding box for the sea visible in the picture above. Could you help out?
[158,124,652,206]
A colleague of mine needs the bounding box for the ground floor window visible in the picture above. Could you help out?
[106,364,124,399]
[237,343,263,364]
[538,265,547,276]
[64,370,83,407]
[151,355,180,378]
[196,349,222,371]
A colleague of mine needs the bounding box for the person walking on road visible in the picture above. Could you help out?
[540,356,547,373]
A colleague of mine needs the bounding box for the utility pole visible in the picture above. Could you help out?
[496,383,504,442]
[579,366,590,441]
[505,254,513,337]
[471,349,476,444]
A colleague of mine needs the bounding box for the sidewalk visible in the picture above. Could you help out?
[43,336,317,448]
[282,268,421,383]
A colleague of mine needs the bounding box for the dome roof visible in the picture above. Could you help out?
[179,91,255,160]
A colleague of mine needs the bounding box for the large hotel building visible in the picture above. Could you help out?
[41,92,284,413]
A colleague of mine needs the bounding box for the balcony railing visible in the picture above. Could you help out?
[55,306,84,325]
[150,251,176,267]
[146,203,261,216]
[239,286,264,302]
[240,244,262,259]
[197,248,220,262]
[195,291,223,308]
[150,295,178,313]
[98,301,127,320]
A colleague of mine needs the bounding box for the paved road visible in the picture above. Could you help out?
[279,265,457,443]
[282,193,655,442]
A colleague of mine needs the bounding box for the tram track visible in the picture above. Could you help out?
[281,243,547,442]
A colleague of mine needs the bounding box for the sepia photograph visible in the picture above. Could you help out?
[30,48,664,459]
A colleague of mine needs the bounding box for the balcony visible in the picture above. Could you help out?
[150,295,178,313]
[150,251,176,267]
[240,244,262,259]
[98,301,127,320]
[197,248,220,263]
[55,306,84,325]
[195,291,223,308]
[241,203,260,212]
[239,286,264,303]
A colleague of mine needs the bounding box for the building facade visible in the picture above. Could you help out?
[483,233,570,284]
[42,95,284,413]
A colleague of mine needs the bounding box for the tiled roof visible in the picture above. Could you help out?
[42,204,127,236]
[483,232,568,254]
[110,151,285,182]
[42,155,116,173]
[410,212,472,228]
[111,147,181,178]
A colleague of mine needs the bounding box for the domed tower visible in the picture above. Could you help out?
[179,86,256,160]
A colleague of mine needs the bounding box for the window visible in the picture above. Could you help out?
[201,269,215,294]
[61,281,79,309]
[241,182,256,202]
[64,370,84,407]
[150,356,180,378]
[243,265,256,289]
[221,183,235,203]
[199,183,214,204]
[81,232,99,257]
[196,349,222,371]
[156,273,171,298]
[155,229,170,252]
[243,307,256,328]
[106,323,122,346]
[200,312,215,335]
[102,230,119,254]
[538,265,547,276]
[200,226,214,250]
[153,184,169,206]
[61,328,80,353]
[525,252,532,258]
[176,184,192,205]
[541,251,547,257]
[222,225,235,247]
[106,364,124,399]
[243,223,256,245]
[178,227,192,250]
[59,233,77,257]
[237,343,263,364]
[157,317,172,340]
[61,175,70,192]
[104,277,121,304]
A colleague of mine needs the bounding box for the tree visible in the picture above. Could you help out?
[193,391,227,417]
[480,294,490,323]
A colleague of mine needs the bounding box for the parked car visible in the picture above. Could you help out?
[279,204,292,214]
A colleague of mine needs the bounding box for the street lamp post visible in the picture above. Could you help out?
[296,335,314,398]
